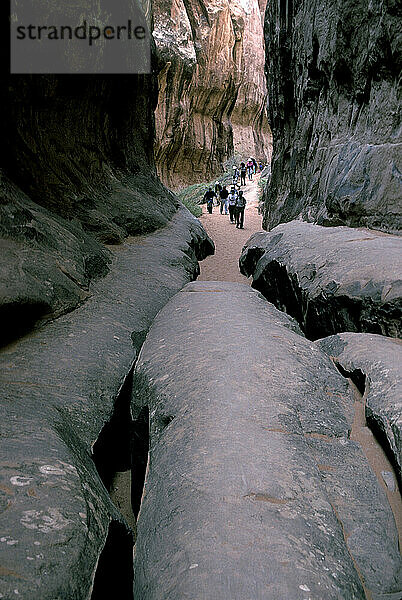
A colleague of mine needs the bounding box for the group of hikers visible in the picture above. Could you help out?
[202,158,264,228]
[235,158,263,185]
[203,182,247,228]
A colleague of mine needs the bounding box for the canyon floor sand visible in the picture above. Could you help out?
[199,173,263,283]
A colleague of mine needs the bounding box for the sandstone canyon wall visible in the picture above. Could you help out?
[153,0,272,189]
[263,0,401,233]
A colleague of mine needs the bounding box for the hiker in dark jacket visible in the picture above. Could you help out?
[235,190,246,228]
[203,187,215,214]
[240,162,246,186]
[219,185,229,214]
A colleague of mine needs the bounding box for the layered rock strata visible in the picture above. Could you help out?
[0,209,213,599]
[263,0,402,233]
[240,221,402,339]
[132,281,401,599]
[318,332,402,486]
[153,0,272,189]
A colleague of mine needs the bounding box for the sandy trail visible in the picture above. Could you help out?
[199,173,264,283]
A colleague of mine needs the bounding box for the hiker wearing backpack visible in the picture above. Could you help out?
[220,185,229,215]
[235,190,246,228]
[240,162,247,186]
[228,187,237,223]
[214,181,222,206]
[203,187,215,214]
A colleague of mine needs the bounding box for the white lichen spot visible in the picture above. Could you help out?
[79,512,86,519]
[39,465,66,476]
[6,539,18,545]
[299,585,310,592]
[10,476,32,486]
[58,462,78,475]
[21,508,71,533]
[189,564,198,570]
[26,556,34,560]
[33,541,41,546]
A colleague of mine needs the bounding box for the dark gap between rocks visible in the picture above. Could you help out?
[0,300,51,348]
[92,367,151,525]
[131,406,149,520]
[334,363,402,548]
[91,369,136,600]
[91,368,150,600]
[91,520,134,600]
[92,370,134,492]
[333,363,366,395]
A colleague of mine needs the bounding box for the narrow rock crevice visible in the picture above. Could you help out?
[90,367,150,599]
[131,406,150,520]
[92,370,134,493]
[333,363,402,547]
[92,368,151,527]
[91,520,134,600]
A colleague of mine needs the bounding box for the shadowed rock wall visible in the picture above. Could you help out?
[153,0,272,189]
[263,0,402,233]
[0,24,192,344]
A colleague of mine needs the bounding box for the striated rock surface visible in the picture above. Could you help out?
[0,209,213,599]
[153,0,272,189]
[132,281,401,599]
[240,221,402,339]
[263,0,402,233]
[317,332,402,486]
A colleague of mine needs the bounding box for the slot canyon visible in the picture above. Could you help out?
[0,1,401,599]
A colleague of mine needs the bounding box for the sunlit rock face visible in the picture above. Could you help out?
[153,0,272,189]
[263,0,401,234]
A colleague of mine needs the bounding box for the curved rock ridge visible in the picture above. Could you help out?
[317,332,402,487]
[153,0,272,189]
[263,0,402,234]
[240,221,402,340]
[0,209,213,600]
[132,281,401,599]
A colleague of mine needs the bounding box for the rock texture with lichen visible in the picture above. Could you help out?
[263,0,402,233]
[153,0,272,189]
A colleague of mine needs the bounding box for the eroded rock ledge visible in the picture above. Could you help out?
[317,332,402,487]
[132,281,401,599]
[240,221,402,339]
[0,209,213,599]
[263,0,401,233]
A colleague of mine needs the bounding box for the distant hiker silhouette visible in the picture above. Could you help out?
[235,190,246,228]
